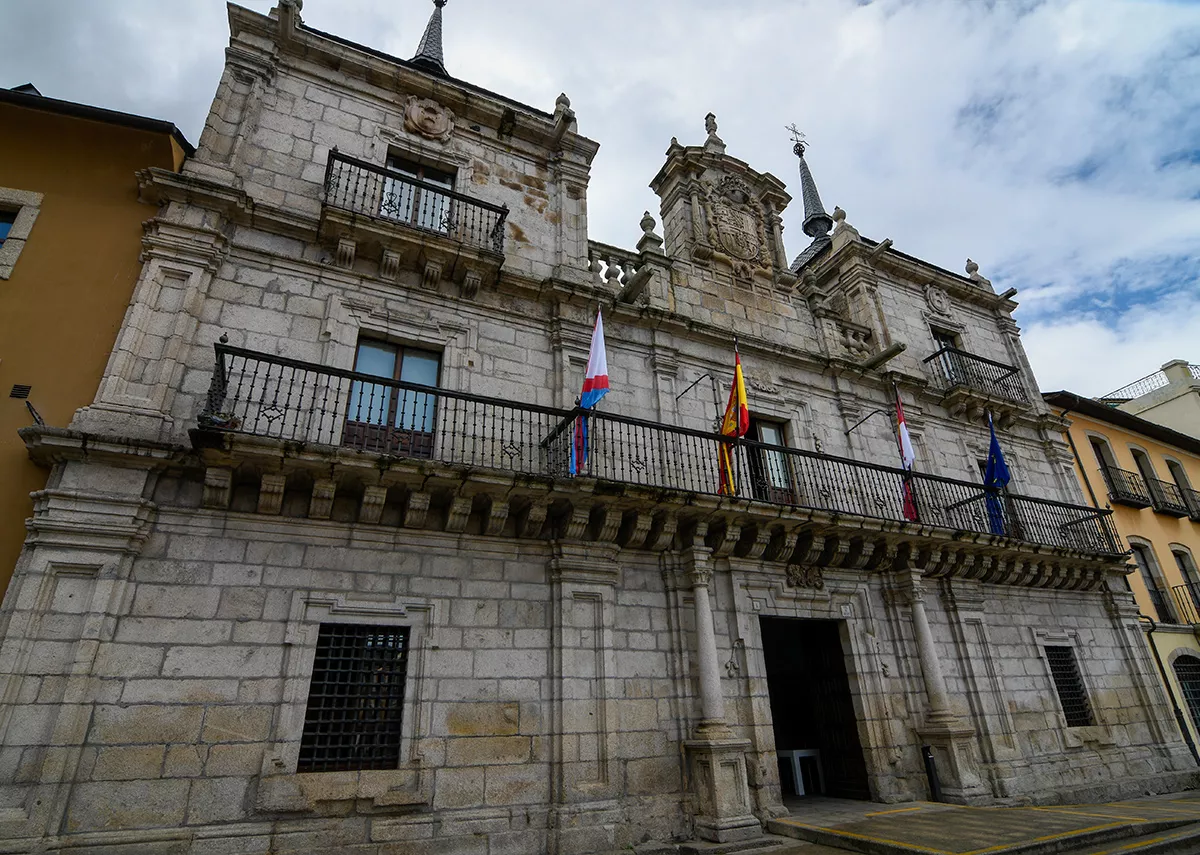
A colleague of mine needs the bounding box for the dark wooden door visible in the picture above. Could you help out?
[760,616,871,799]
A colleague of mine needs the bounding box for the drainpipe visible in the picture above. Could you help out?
[1055,393,1101,508]
[1140,614,1200,765]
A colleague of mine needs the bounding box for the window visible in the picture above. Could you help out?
[746,417,794,504]
[1174,655,1200,735]
[0,187,42,280]
[1044,645,1094,727]
[0,210,14,246]
[380,154,455,233]
[298,623,411,773]
[1131,542,1175,623]
[1088,437,1117,473]
[1167,460,1199,518]
[343,340,440,457]
[1173,549,1200,623]
[930,328,963,386]
[931,328,959,352]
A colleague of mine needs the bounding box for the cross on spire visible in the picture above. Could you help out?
[785,123,807,155]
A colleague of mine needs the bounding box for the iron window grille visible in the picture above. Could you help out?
[1044,645,1094,727]
[298,623,411,773]
[1173,655,1200,734]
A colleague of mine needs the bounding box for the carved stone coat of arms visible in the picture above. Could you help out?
[704,176,770,270]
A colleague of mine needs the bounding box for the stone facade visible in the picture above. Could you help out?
[0,3,1195,854]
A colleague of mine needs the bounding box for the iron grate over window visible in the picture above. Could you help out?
[1044,645,1094,727]
[1174,655,1200,734]
[297,623,410,773]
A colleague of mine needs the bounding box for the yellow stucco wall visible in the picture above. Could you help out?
[1052,403,1200,750]
[0,102,183,597]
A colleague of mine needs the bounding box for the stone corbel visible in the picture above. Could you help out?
[403,490,430,529]
[617,509,653,549]
[202,467,233,510]
[588,505,622,543]
[258,473,287,515]
[483,495,510,536]
[517,500,549,539]
[706,519,743,558]
[309,478,336,520]
[359,485,388,525]
[380,249,402,281]
[461,268,483,300]
[444,496,473,533]
[645,512,678,551]
[421,260,442,290]
[335,238,356,269]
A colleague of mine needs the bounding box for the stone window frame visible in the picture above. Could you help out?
[0,187,43,280]
[1031,627,1113,747]
[260,591,436,810]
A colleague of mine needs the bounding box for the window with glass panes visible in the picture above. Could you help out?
[0,211,15,246]
[1131,543,1174,623]
[746,418,794,504]
[343,340,440,456]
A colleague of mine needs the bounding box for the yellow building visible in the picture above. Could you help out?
[0,84,190,596]
[1044,389,1200,753]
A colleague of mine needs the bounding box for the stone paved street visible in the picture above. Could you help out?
[764,791,1200,854]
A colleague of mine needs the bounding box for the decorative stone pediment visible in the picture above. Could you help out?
[649,115,793,284]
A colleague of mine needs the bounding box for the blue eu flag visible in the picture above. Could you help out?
[984,413,1011,535]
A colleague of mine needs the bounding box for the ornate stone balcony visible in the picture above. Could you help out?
[177,345,1126,589]
[924,346,1029,423]
[317,150,507,297]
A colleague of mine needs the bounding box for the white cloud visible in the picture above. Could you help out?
[2,0,1198,392]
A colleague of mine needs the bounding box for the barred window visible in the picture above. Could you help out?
[298,623,411,773]
[1044,645,1094,727]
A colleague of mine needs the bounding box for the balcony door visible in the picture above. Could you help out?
[380,155,454,234]
[930,328,961,385]
[747,419,794,505]
[343,340,440,457]
[1131,542,1175,623]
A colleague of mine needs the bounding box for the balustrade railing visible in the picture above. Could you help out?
[1172,583,1200,625]
[1100,466,1153,509]
[1146,476,1191,517]
[322,150,507,255]
[924,347,1028,405]
[1188,489,1200,523]
[198,345,1121,556]
[586,241,643,292]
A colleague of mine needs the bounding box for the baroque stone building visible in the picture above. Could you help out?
[0,2,1195,853]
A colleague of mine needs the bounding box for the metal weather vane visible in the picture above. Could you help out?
[785,123,808,156]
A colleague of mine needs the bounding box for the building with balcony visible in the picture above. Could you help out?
[0,83,191,600]
[0,3,1194,853]
[1099,360,1200,441]
[1044,390,1200,753]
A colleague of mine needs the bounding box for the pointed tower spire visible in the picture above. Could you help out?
[410,0,449,77]
[787,126,833,238]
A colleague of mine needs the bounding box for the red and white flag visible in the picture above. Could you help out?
[895,390,918,521]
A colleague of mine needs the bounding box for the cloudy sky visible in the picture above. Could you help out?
[3,0,1198,396]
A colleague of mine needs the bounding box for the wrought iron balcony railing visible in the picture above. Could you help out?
[1188,489,1200,523]
[322,150,508,255]
[198,345,1122,557]
[1146,476,1191,517]
[1099,466,1153,509]
[924,347,1029,405]
[1172,583,1200,626]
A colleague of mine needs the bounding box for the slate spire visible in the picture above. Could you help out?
[410,0,448,76]
[794,139,833,238]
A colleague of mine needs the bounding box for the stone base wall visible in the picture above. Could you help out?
[0,463,1193,854]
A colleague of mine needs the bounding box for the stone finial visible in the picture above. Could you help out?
[556,93,571,112]
[637,211,663,253]
[832,206,846,226]
[965,258,979,276]
[280,0,303,10]
[705,113,718,136]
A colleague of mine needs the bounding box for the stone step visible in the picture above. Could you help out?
[1061,820,1200,854]
[765,816,1196,855]
[677,833,844,854]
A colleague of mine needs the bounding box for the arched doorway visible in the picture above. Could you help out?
[1173,654,1200,733]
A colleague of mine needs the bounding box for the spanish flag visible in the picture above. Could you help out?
[718,345,750,495]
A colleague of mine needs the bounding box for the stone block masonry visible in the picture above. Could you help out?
[0,1,1194,854]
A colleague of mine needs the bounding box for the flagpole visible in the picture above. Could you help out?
[892,380,920,522]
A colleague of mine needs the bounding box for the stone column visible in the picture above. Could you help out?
[681,545,761,843]
[898,570,988,802]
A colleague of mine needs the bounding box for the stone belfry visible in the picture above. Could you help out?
[650,114,797,291]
